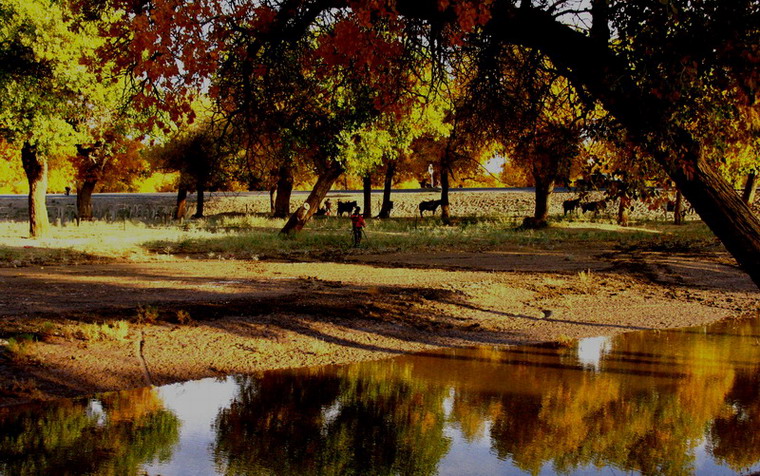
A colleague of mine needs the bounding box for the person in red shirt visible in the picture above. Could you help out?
[350,207,365,246]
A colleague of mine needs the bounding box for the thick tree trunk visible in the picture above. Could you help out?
[193,184,205,218]
[175,186,188,220]
[362,175,372,218]
[273,165,294,218]
[21,142,50,237]
[666,150,760,286]
[674,190,684,225]
[280,163,343,235]
[76,180,97,221]
[743,171,757,205]
[378,160,396,218]
[533,174,554,223]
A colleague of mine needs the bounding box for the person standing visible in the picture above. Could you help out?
[350,206,365,246]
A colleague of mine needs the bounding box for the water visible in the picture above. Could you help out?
[2,317,760,475]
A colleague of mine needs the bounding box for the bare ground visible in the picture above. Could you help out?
[1,242,758,407]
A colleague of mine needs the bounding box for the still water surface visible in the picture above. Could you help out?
[2,317,760,475]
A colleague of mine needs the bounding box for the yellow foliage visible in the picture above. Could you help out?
[134,172,180,193]
[0,159,26,193]
[48,160,76,193]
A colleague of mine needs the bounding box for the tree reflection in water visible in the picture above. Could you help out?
[210,317,760,476]
[212,363,450,475]
[2,317,760,475]
[0,387,180,476]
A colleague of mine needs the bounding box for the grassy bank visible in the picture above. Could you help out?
[0,213,722,267]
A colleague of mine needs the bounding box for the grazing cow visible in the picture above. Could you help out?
[419,199,443,217]
[337,200,357,216]
[581,200,607,214]
[562,198,581,215]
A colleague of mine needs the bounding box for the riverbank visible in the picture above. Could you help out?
[1,243,757,407]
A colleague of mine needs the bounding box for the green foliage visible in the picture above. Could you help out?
[0,0,99,154]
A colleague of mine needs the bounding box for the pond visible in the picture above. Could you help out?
[2,317,760,475]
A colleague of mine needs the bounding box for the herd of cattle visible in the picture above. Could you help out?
[321,198,445,217]
[561,198,608,215]
[318,196,690,219]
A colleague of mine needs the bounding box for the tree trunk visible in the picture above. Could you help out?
[378,160,396,219]
[175,185,188,220]
[666,148,760,286]
[193,184,205,218]
[743,171,757,205]
[617,195,630,227]
[362,174,372,218]
[280,163,343,235]
[673,190,684,225]
[440,160,451,225]
[76,180,97,221]
[273,164,294,218]
[533,174,554,223]
[21,142,50,237]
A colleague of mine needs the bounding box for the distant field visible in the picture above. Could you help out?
[0,188,702,224]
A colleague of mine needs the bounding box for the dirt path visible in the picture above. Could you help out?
[1,247,757,406]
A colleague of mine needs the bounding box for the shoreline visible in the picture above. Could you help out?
[1,249,757,407]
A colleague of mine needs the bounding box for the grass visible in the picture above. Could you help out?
[577,269,593,293]
[0,212,722,267]
[4,334,37,361]
[76,321,130,341]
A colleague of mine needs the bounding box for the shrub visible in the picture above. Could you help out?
[77,321,130,341]
[135,305,159,324]
[175,310,192,325]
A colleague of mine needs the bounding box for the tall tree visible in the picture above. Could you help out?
[92,0,760,287]
[0,0,99,236]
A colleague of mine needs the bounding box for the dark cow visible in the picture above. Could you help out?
[581,200,607,214]
[419,199,443,217]
[562,198,581,215]
[337,200,357,216]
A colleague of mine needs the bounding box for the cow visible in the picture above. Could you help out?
[562,198,581,215]
[336,200,357,216]
[581,200,607,214]
[419,199,443,217]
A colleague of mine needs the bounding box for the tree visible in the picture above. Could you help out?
[150,119,236,219]
[0,0,99,236]
[471,48,586,226]
[92,0,760,287]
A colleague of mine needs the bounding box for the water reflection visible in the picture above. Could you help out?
[2,317,760,475]
[0,388,179,475]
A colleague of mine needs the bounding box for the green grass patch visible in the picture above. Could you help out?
[0,214,722,266]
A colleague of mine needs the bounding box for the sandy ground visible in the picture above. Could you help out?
[1,242,758,407]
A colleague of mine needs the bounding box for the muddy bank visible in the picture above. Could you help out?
[1,245,757,407]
